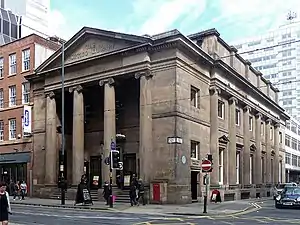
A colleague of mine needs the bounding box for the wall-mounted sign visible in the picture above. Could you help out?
[167,137,183,144]
[23,105,32,134]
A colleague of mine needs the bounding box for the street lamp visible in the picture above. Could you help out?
[50,36,66,205]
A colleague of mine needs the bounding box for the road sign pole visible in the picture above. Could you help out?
[203,173,209,213]
[109,140,115,208]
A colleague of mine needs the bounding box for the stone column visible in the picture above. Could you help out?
[265,119,271,184]
[69,85,85,185]
[228,97,237,185]
[45,91,57,184]
[255,113,262,184]
[243,106,251,185]
[274,123,280,183]
[99,78,116,183]
[135,71,153,184]
[209,86,220,185]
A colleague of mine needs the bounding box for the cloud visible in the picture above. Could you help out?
[132,0,207,35]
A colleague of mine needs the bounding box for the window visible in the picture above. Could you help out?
[190,86,200,108]
[0,120,3,141]
[235,109,240,126]
[292,138,297,150]
[9,85,16,107]
[190,141,199,160]
[9,53,16,75]
[0,89,3,109]
[249,116,253,131]
[292,154,297,166]
[279,161,282,183]
[22,82,30,104]
[0,57,3,78]
[22,49,30,71]
[218,100,224,119]
[298,156,300,167]
[9,118,16,140]
[285,135,291,147]
[236,152,240,184]
[218,148,224,185]
[250,155,253,184]
[286,153,291,165]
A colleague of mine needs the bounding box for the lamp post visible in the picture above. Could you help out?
[50,36,66,205]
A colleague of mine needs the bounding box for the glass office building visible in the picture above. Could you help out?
[0,7,21,45]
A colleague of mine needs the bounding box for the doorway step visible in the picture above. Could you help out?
[113,188,130,203]
[50,188,99,201]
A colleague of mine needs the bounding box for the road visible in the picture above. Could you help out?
[9,199,300,225]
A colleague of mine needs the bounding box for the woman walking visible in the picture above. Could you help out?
[0,182,12,225]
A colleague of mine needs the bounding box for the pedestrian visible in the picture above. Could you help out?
[13,181,20,201]
[102,181,110,205]
[0,182,12,225]
[129,181,137,206]
[137,178,146,206]
[20,181,27,200]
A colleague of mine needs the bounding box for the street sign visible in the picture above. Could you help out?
[202,159,212,172]
[110,141,116,151]
[118,162,123,170]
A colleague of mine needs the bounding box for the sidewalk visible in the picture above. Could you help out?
[9,197,266,216]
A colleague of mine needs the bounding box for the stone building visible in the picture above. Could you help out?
[26,27,289,203]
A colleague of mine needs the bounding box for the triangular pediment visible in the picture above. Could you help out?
[37,27,151,73]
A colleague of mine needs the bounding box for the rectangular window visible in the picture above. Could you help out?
[0,57,3,78]
[22,49,30,71]
[236,152,240,184]
[218,100,224,119]
[235,109,240,126]
[250,155,253,184]
[22,82,30,104]
[9,85,16,107]
[190,141,199,160]
[218,148,224,185]
[249,116,253,131]
[0,88,3,109]
[9,53,16,75]
[0,120,3,141]
[9,118,16,140]
[190,86,200,108]
[286,153,291,165]
[292,155,297,166]
[298,156,300,167]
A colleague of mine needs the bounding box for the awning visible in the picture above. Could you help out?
[0,152,31,164]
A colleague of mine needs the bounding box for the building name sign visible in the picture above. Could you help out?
[67,40,117,63]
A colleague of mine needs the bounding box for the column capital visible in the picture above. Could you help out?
[209,86,221,95]
[274,123,280,128]
[45,91,55,99]
[228,96,238,105]
[255,112,262,119]
[266,118,272,124]
[135,70,153,80]
[69,85,83,93]
[243,105,251,112]
[99,77,115,87]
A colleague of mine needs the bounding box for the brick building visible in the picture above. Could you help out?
[0,34,59,192]
[27,27,289,203]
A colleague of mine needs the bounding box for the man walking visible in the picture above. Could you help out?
[137,178,146,206]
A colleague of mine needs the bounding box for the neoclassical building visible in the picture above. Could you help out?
[26,27,288,203]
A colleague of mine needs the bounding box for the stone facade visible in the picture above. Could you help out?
[26,27,289,204]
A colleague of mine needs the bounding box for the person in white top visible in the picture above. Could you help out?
[20,181,27,200]
[0,182,12,225]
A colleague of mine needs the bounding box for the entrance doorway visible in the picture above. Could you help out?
[89,156,102,189]
[123,153,136,176]
[191,171,199,202]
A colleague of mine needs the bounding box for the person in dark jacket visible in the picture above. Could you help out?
[137,178,146,206]
[129,181,137,206]
[102,181,110,205]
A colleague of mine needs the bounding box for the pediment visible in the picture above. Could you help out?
[37,27,151,73]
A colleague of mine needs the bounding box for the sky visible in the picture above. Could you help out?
[48,0,300,43]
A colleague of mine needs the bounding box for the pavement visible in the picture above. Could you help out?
[9,197,261,216]
[8,198,300,225]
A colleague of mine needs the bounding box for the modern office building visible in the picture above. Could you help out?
[2,0,50,38]
[0,34,59,194]
[285,116,300,183]
[27,27,288,203]
[232,19,300,121]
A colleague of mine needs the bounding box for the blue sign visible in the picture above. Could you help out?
[110,141,116,150]
[24,109,30,126]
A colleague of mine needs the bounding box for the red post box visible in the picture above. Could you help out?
[152,183,160,202]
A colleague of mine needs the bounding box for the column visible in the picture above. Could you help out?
[243,106,251,185]
[209,86,220,185]
[228,97,237,185]
[254,113,262,184]
[135,71,153,184]
[265,119,271,184]
[69,85,85,185]
[274,123,280,183]
[99,78,116,183]
[45,91,57,184]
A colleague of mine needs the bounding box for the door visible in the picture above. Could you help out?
[89,156,102,189]
[123,153,136,176]
[191,171,199,201]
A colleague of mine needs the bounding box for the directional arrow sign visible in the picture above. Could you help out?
[202,159,212,173]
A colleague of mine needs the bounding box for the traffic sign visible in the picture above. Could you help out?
[110,141,116,150]
[202,159,212,172]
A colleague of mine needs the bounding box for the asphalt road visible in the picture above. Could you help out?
[8,199,300,225]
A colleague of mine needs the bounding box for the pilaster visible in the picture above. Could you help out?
[274,123,280,183]
[45,91,57,184]
[265,118,271,184]
[99,78,116,184]
[243,105,251,185]
[255,112,262,184]
[209,86,221,185]
[69,85,85,185]
[228,96,237,185]
[135,71,153,183]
